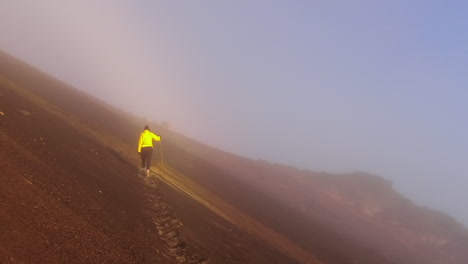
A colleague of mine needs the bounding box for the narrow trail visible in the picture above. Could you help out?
[138,170,209,264]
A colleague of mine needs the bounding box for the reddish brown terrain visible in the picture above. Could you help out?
[1,50,467,264]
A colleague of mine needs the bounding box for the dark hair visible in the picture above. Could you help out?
[144,125,150,130]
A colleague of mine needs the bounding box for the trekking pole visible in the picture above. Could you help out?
[159,140,164,168]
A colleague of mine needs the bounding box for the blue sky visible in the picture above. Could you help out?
[1,0,467,225]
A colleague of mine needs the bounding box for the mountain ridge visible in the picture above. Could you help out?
[1,49,467,263]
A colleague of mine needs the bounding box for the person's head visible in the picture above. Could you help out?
[144,125,150,131]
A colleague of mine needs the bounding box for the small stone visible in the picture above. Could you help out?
[0,111,4,116]
[176,256,186,263]
[18,109,31,116]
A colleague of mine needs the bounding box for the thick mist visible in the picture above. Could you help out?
[1,0,468,226]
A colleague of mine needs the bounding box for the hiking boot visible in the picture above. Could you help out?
[146,169,150,176]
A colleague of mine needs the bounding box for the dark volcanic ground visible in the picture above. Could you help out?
[1,79,171,263]
[0,51,298,264]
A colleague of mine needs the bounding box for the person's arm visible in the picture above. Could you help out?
[151,132,161,142]
[138,133,143,153]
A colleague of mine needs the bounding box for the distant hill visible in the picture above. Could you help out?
[166,129,468,264]
[1,49,467,264]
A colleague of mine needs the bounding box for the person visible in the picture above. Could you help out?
[138,125,161,176]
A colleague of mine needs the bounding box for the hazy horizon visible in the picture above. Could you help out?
[1,1,468,226]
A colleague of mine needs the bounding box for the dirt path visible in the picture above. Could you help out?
[141,171,209,264]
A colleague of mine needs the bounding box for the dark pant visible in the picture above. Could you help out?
[141,147,153,169]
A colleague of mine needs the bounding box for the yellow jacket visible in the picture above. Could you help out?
[138,130,161,152]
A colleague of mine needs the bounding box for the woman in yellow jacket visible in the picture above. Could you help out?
[138,125,161,176]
